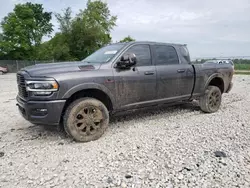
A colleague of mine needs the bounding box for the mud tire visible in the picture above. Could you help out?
[199,86,222,113]
[63,97,109,142]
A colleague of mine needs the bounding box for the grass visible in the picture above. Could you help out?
[234,64,250,75]
[234,71,250,75]
[234,64,250,70]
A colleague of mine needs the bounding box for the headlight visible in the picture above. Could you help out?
[26,80,59,96]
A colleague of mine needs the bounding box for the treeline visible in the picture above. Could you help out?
[0,1,135,61]
[233,59,250,64]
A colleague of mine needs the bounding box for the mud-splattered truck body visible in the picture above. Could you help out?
[16,41,234,142]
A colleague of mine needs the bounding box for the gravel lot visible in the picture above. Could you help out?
[0,73,250,188]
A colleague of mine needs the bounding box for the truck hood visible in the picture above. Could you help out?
[21,61,102,77]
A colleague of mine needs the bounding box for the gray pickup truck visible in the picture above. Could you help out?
[16,41,234,142]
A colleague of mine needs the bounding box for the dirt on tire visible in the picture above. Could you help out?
[63,97,109,142]
[199,86,222,113]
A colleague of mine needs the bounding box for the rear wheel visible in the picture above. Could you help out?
[199,86,222,113]
[0,71,3,75]
[63,97,109,142]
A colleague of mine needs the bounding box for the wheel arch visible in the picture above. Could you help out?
[61,83,115,117]
[204,74,225,94]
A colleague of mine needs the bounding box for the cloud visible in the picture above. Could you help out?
[0,0,249,58]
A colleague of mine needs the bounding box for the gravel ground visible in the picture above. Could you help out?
[0,73,250,188]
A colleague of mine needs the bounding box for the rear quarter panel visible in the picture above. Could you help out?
[193,63,234,95]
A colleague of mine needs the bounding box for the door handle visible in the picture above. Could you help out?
[144,71,155,75]
[177,69,185,73]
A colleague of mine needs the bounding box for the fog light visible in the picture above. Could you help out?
[31,108,48,116]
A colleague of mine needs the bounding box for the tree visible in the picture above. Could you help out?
[0,1,118,61]
[0,33,4,59]
[0,2,53,60]
[36,1,117,61]
[119,35,135,43]
[69,0,117,60]
[55,7,72,34]
[36,33,75,61]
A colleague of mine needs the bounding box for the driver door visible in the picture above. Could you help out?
[113,44,157,109]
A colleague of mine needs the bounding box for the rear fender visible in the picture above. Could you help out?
[203,73,224,93]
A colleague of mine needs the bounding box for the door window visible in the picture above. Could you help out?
[154,45,179,65]
[124,44,152,66]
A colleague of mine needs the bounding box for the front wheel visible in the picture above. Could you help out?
[63,97,109,142]
[199,86,222,113]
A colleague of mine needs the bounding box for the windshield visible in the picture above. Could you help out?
[82,43,125,63]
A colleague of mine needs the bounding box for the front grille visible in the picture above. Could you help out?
[17,73,25,84]
[17,73,28,99]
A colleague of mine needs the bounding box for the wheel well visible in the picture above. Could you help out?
[208,77,224,93]
[61,89,113,120]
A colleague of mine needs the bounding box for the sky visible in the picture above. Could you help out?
[0,0,250,59]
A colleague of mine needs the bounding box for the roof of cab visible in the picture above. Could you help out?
[116,41,187,46]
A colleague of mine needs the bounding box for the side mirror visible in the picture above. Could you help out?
[116,53,137,69]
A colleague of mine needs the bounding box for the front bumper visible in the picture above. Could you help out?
[16,96,66,125]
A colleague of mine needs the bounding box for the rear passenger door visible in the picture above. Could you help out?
[152,44,194,101]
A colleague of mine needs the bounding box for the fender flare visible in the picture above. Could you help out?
[203,73,225,93]
[62,83,116,108]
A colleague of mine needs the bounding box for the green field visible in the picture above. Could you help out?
[234,71,250,75]
[234,64,250,70]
